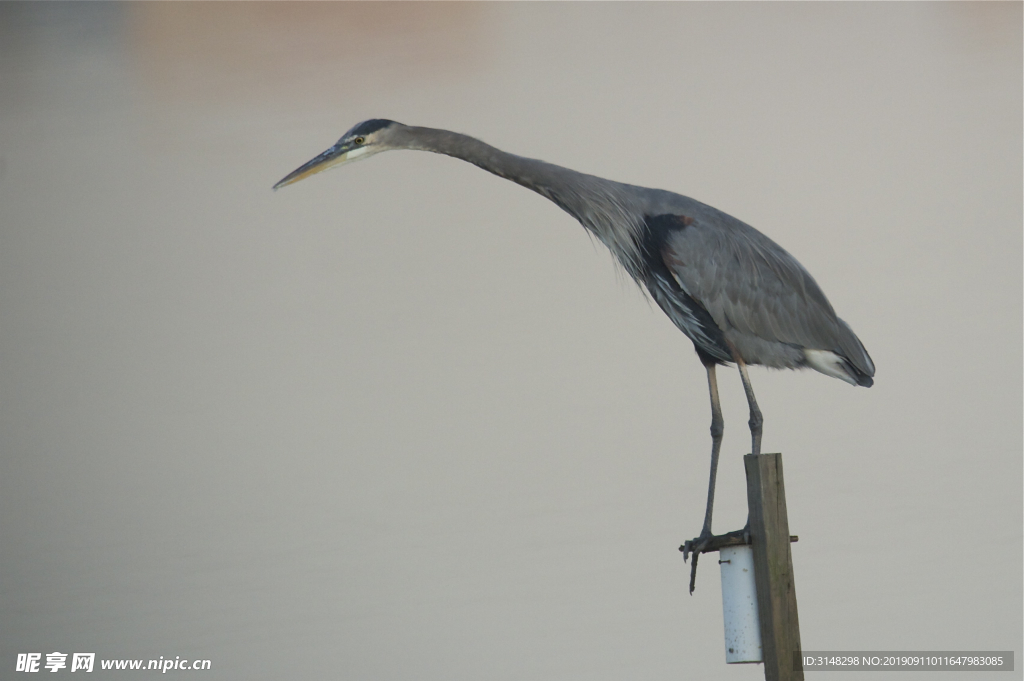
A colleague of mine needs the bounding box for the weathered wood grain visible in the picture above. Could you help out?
[744,453,803,681]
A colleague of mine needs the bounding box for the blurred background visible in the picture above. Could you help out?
[1,3,1020,679]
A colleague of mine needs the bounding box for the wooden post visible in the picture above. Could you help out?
[744,453,803,681]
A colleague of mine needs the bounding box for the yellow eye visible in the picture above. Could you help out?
[354,136,365,145]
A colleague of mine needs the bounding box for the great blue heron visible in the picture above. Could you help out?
[274,119,874,592]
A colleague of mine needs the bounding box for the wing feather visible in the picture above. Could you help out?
[662,210,874,378]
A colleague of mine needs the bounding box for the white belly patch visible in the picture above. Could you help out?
[803,349,856,385]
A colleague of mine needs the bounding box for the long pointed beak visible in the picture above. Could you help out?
[273,144,364,190]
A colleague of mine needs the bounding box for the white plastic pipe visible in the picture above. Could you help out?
[719,545,763,663]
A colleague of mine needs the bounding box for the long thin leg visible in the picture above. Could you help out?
[683,360,725,593]
[736,359,762,457]
[699,362,725,537]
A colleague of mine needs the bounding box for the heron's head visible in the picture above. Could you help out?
[273,119,404,190]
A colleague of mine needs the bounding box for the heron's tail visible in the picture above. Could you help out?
[834,317,874,387]
[842,358,874,387]
[803,346,874,387]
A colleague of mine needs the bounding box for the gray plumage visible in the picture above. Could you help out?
[274,119,875,592]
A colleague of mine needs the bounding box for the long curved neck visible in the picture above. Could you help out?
[393,125,644,274]
[396,126,582,209]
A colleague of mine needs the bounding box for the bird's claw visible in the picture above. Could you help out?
[681,529,713,563]
[681,529,714,594]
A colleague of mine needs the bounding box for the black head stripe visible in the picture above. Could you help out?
[347,119,395,138]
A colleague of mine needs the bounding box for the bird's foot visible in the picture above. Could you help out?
[681,529,714,595]
[681,529,713,564]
